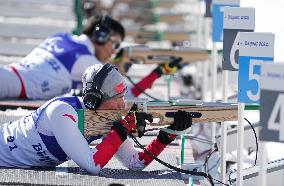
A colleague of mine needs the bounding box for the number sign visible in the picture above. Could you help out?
[222,7,255,71]
[212,0,240,42]
[238,32,275,103]
[260,63,284,142]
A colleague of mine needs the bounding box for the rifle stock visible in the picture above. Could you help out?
[81,103,238,137]
[122,47,209,64]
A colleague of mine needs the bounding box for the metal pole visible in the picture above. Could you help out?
[202,18,211,101]
[220,70,229,183]
[258,142,267,186]
[211,43,218,144]
[237,103,245,186]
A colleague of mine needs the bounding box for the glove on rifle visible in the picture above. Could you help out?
[153,57,183,76]
[158,110,193,145]
[112,104,153,142]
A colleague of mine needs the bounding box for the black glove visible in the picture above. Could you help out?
[112,104,153,142]
[167,110,193,131]
[128,104,153,138]
[153,57,182,76]
[157,130,176,145]
[157,110,196,145]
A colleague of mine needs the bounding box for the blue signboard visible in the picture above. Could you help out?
[238,32,275,103]
[212,0,240,42]
[238,56,273,103]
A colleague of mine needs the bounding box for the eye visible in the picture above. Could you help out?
[112,42,120,50]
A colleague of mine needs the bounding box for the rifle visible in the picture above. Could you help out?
[131,30,193,43]
[78,101,238,137]
[120,46,209,64]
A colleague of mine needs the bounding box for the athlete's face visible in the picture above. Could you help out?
[97,90,126,110]
[95,33,122,63]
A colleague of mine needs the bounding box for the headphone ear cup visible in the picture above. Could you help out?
[83,88,104,110]
[93,25,111,45]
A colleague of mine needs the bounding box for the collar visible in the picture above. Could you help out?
[78,96,86,109]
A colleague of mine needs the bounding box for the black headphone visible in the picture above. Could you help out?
[83,64,114,110]
[92,15,112,45]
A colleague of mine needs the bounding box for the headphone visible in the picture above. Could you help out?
[92,15,113,45]
[83,64,114,110]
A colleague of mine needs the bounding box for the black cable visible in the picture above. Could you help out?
[125,75,163,101]
[203,148,218,172]
[228,168,236,185]
[208,157,220,173]
[227,117,258,184]
[128,133,230,186]
[244,117,258,166]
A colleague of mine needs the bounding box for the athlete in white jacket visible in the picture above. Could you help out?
[0,64,192,174]
[0,15,124,99]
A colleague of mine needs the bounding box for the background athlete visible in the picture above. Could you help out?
[0,15,124,99]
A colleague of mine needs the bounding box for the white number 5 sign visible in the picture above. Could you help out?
[247,59,261,101]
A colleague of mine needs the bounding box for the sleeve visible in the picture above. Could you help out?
[46,101,124,174]
[114,136,169,170]
[130,70,161,97]
[115,138,145,170]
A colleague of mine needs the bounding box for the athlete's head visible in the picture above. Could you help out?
[82,63,127,110]
[82,15,125,62]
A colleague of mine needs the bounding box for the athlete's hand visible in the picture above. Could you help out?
[112,104,153,141]
[167,110,193,131]
[157,110,195,145]
[153,57,182,76]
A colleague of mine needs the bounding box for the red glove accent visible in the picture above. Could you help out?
[138,138,167,166]
[160,63,178,75]
[118,112,137,133]
[92,129,123,168]
[131,71,160,97]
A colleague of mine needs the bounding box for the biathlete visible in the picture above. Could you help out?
[0,15,124,99]
[0,63,192,174]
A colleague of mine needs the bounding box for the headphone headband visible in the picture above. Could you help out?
[83,64,115,110]
[89,63,113,90]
